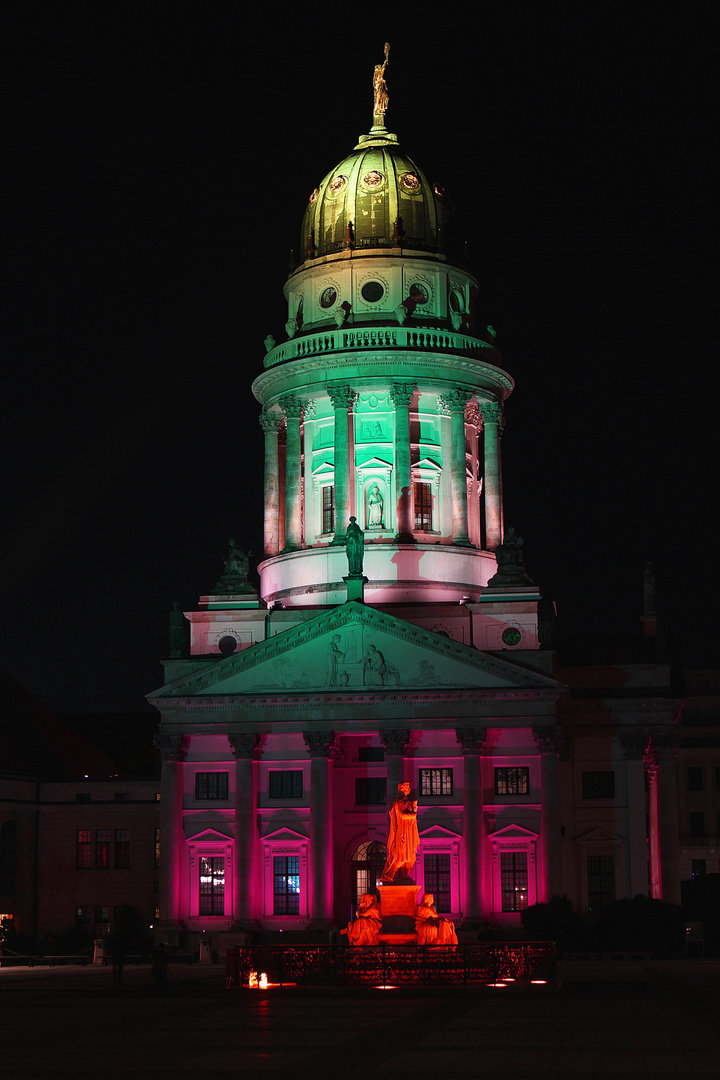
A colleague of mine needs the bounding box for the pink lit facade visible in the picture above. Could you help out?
[148,104,682,948]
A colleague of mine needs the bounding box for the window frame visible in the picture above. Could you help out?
[195,772,230,801]
[76,829,92,869]
[494,766,530,797]
[581,771,616,800]
[419,768,453,797]
[355,777,387,805]
[268,770,304,799]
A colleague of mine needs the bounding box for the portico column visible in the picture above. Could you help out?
[327,385,355,543]
[259,410,282,557]
[153,733,189,930]
[620,732,651,899]
[449,389,472,545]
[533,726,563,901]
[479,402,504,551]
[380,729,411,808]
[456,727,487,926]
[280,395,304,551]
[228,733,260,927]
[303,732,336,927]
[646,734,681,904]
[390,383,416,543]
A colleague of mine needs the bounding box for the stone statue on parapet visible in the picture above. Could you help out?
[381,781,419,883]
[486,527,535,588]
[213,538,256,595]
[340,893,382,945]
[345,516,365,576]
[373,42,390,119]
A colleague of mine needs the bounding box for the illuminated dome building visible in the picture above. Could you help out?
[149,53,680,948]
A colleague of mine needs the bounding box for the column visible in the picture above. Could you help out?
[327,385,355,543]
[303,731,336,927]
[389,383,416,543]
[259,410,282,557]
[449,389,472,545]
[380,729,411,807]
[456,727,487,926]
[228,733,260,927]
[479,402,503,550]
[533,726,563,901]
[153,733,189,930]
[280,395,303,551]
[646,734,681,904]
[621,732,651,899]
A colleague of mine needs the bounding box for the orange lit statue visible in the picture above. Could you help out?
[340,893,382,945]
[381,780,419,882]
[415,893,458,946]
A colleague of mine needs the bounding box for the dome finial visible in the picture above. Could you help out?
[372,42,390,129]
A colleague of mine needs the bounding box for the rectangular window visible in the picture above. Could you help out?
[413,482,433,531]
[199,856,225,915]
[154,828,160,869]
[495,767,529,796]
[114,829,130,869]
[76,830,92,869]
[500,852,528,911]
[322,485,335,534]
[689,812,705,837]
[424,853,451,912]
[358,747,385,762]
[419,768,453,796]
[195,772,229,800]
[687,766,703,791]
[355,777,387,805]
[95,829,111,868]
[587,854,614,913]
[273,855,300,915]
[582,771,616,799]
[268,771,303,798]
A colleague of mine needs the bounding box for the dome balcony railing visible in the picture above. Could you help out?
[264,326,497,369]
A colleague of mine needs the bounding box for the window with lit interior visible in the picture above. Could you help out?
[322,485,335,534]
[495,767,529,796]
[273,856,300,915]
[423,853,452,911]
[413,482,432,531]
[500,852,528,911]
[199,855,225,915]
[419,768,453,796]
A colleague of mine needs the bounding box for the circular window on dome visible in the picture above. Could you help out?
[449,289,463,313]
[361,281,385,303]
[401,172,421,192]
[328,175,347,196]
[409,283,429,305]
[308,188,319,204]
[320,286,338,309]
[501,627,522,647]
[362,170,384,190]
[218,635,238,655]
[433,182,446,198]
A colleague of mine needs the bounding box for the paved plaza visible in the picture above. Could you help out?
[0,957,718,1078]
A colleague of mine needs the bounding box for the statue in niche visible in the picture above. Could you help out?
[325,634,345,687]
[367,484,384,529]
[168,602,186,659]
[415,894,458,946]
[372,42,390,118]
[381,781,419,883]
[340,893,382,945]
[345,516,364,575]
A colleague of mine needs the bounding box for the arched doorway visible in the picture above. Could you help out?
[350,841,387,909]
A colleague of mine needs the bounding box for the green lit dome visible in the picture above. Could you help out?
[300,129,462,263]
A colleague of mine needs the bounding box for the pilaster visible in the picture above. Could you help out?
[532,725,563,901]
[327,385,355,544]
[153,733,189,930]
[456,727,487,926]
[389,383,416,543]
[303,731,337,927]
[228,733,261,927]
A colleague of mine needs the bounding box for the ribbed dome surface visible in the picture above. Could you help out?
[300,130,460,262]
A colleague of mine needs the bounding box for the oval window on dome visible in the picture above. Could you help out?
[449,289,463,313]
[433,183,446,198]
[320,286,338,309]
[362,170,384,190]
[409,283,429,305]
[361,281,385,303]
[328,175,347,196]
[308,188,319,204]
[401,172,421,193]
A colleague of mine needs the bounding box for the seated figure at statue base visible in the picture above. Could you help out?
[415,893,458,946]
[341,893,382,945]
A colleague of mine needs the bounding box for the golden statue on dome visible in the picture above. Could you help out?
[372,42,390,122]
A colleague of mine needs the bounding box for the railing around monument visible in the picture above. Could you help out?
[226,942,556,988]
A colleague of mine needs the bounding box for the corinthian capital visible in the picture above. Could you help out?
[478,401,504,425]
[455,727,487,754]
[153,733,190,762]
[259,409,283,433]
[327,385,356,410]
[303,731,337,758]
[379,728,411,755]
[389,383,415,409]
[279,395,304,420]
[228,733,261,760]
[447,388,471,411]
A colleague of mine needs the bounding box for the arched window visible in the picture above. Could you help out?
[0,821,18,895]
[350,840,387,907]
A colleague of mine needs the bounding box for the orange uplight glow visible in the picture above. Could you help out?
[259,973,268,989]
[248,973,258,987]
[531,979,547,984]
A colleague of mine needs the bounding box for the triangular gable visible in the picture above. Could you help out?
[152,601,565,698]
[260,825,309,842]
[420,824,462,840]
[487,822,539,840]
[576,827,623,844]
[186,826,233,841]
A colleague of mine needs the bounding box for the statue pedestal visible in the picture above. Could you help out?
[343,575,367,603]
[377,882,419,945]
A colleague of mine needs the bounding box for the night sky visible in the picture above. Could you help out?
[3,5,716,715]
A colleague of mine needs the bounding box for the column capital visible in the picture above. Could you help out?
[327,384,356,410]
[436,394,452,417]
[228,733,261,760]
[619,731,649,760]
[389,382,415,408]
[478,401,504,425]
[279,394,304,419]
[532,725,563,754]
[153,733,190,762]
[455,727,487,754]
[465,401,481,428]
[379,728,411,756]
[303,731,337,758]
[447,388,471,412]
[259,409,283,433]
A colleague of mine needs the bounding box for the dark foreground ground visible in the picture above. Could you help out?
[1,958,718,1079]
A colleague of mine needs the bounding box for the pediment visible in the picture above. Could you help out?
[488,823,539,840]
[155,602,564,698]
[186,826,233,842]
[576,827,622,844]
[261,826,309,843]
[420,825,461,840]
